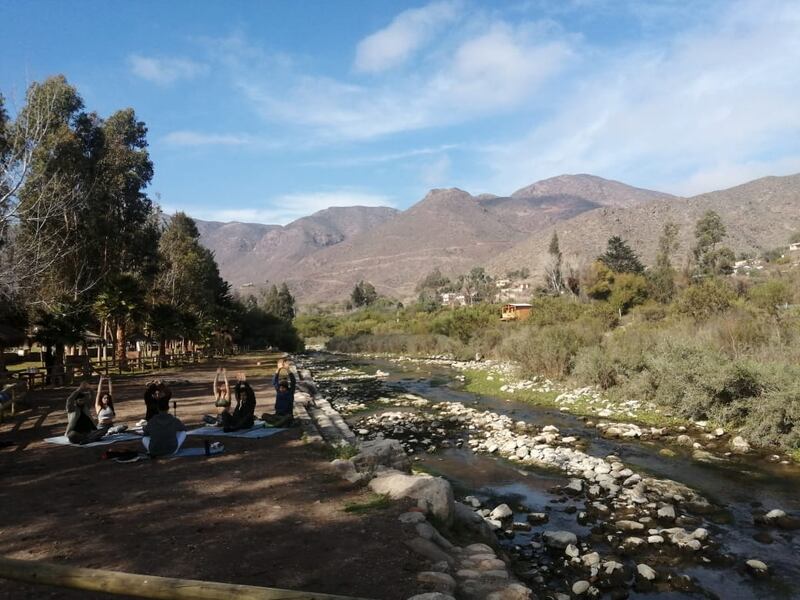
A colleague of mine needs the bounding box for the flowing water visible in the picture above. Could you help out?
[315,353,800,600]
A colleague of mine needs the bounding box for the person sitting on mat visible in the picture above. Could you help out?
[95,376,116,427]
[213,367,231,411]
[66,381,107,444]
[220,372,256,432]
[262,376,295,428]
[273,358,296,392]
[142,396,187,457]
[143,380,172,422]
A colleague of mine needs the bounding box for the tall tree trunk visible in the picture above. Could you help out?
[158,339,166,368]
[115,322,128,370]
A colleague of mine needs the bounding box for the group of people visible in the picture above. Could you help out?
[63,357,299,457]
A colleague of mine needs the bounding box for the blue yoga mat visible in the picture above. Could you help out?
[44,432,142,448]
[186,424,287,439]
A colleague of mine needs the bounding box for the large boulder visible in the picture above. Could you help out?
[370,470,455,525]
[352,439,412,474]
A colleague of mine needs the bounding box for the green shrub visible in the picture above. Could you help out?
[674,278,735,321]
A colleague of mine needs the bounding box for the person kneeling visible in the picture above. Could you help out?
[220,374,256,433]
[142,397,187,457]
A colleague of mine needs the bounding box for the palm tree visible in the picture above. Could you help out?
[94,273,144,370]
[146,303,181,367]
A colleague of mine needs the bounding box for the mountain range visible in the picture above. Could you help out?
[194,173,800,304]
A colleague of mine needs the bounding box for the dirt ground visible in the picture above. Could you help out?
[0,353,425,599]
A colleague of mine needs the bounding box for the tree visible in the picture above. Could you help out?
[749,279,794,319]
[11,76,94,304]
[693,210,734,277]
[93,273,145,369]
[351,281,377,308]
[262,283,296,322]
[544,231,563,293]
[649,222,679,303]
[461,267,494,304]
[608,273,649,316]
[146,303,182,366]
[599,236,644,274]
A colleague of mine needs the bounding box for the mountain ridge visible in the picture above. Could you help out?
[194,173,800,303]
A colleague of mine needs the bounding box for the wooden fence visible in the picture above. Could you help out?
[1,352,208,391]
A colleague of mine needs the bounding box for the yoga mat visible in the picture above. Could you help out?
[44,432,142,448]
[187,421,287,439]
[113,446,225,463]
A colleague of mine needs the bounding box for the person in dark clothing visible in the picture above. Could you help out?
[262,376,295,427]
[142,396,187,456]
[143,380,172,421]
[65,382,107,444]
[220,373,256,432]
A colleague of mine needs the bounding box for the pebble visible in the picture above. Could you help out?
[572,580,591,595]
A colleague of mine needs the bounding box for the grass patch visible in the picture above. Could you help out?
[343,493,392,513]
[463,369,560,407]
[324,443,359,461]
[463,368,684,429]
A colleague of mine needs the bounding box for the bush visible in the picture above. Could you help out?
[674,278,735,321]
[573,346,617,389]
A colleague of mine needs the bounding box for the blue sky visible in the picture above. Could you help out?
[2,0,799,224]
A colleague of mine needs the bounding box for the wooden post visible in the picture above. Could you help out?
[0,557,371,600]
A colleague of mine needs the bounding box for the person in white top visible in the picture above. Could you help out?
[95,376,116,427]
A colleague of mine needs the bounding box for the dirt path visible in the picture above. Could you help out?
[0,354,424,599]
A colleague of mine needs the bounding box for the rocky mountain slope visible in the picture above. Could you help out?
[489,174,800,279]
[196,206,398,287]
[195,173,800,304]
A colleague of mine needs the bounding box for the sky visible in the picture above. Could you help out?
[2,0,799,225]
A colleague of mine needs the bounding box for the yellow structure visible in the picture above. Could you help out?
[501,303,532,321]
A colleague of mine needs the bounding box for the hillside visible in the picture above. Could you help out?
[489,174,800,279]
[279,176,672,302]
[195,206,399,287]
[195,173,800,304]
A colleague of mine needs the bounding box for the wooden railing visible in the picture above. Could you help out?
[1,353,205,390]
[0,556,370,600]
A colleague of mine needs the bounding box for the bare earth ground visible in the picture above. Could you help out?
[0,354,424,599]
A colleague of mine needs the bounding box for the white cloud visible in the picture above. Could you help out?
[162,130,254,147]
[187,191,394,225]
[484,0,800,195]
[231,20,573,140]
[420,154,452,187]
[129,54,207,85]
[354,0,461,73]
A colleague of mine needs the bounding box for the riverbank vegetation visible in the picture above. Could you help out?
[298,220,800,453]
[0,76,301,374]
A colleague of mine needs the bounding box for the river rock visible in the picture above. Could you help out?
[636,563,657,581]
[615,520,645,532]
[399,511,427,524]
[572,580,591,595]
[565,479,583,494]
[417,571,456,593]
[353,439,411,473]
[490,503,514,520]
[543,530,578,549]
[730,436,751,453]
[405,537,455,566]
[407,594,456,600]
[746,559,769,575]
[527,512,549,524]
[370,470,454,525]
[581,552,601,567]
[657,505,676,521]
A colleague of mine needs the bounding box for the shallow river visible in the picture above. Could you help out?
[320,354,800,600]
